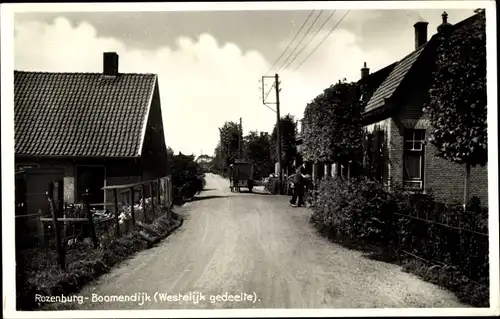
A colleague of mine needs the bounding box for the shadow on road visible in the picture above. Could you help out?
[190,195,230,202]
[201,188,218,191]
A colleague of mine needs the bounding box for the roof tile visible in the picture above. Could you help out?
[364,45,426,114]
[14,71,157,158]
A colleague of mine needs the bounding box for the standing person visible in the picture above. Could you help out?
[290,160,307,207]
[229,164,234,192]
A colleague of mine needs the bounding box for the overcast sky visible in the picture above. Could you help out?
[14,8,476,156]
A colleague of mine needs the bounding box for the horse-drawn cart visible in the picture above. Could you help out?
[229,161,254,192]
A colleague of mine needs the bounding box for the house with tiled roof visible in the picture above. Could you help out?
[295,11,487,204]
[14,52,170,214]
[359,11,488,204]
[196,154,214,172]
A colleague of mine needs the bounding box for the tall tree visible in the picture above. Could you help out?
[302,80,364,172]
[271,114,297,173]
[423,11,486,206]
[243,130,273,178]
[211,142,224,173]
[218,121,242,168]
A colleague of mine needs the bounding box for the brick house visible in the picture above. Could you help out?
[360,11,487,204]
[14,52,170,214]
[296,11,487,205]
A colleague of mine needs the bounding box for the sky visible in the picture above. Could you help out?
[13,7,476,156]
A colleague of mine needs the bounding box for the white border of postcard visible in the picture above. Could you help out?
[1,1,498,318]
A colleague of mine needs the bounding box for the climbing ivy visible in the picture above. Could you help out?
[423,11,487,167]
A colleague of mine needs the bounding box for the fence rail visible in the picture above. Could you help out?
[393,201,489,284]
[393,212,488,237]
[16,175,173,271]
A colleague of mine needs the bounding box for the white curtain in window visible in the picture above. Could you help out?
[404,153,421,179]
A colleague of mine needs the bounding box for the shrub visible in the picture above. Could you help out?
[311,176,399,246]
[170,153,205,201]
[312,177,490,306]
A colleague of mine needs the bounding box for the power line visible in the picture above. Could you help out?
[265,10,315,75]
[282,10,336,71]
[278,10,324,72]
[293,10,351,73]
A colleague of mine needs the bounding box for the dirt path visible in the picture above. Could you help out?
[73,173,464,309]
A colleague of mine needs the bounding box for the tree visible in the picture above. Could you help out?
[170,153,205,200]
[302,80,365,175]
[167,147,174,159]
[218,121,242,168]
[271,114,297,174]
[423,11,486,206]
[243,130,273,178]
[210,142,224,173]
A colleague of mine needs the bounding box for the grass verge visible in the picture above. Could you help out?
[17,212,183,311]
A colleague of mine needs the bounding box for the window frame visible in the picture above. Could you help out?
[403,129,426,190]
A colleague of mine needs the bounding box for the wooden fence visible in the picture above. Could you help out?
[15,176,173,270]
[394,201,489,284]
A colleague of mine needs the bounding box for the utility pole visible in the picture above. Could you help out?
[261,73,282,194]
[274,74,282,194]
[239,117,243,159]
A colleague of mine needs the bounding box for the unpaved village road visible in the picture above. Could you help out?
[76,173,464,309]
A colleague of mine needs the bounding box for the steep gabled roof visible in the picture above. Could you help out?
[363,11,483,116]
[358,62,397,103]
[14,71,157,158]
[364,45,427,114]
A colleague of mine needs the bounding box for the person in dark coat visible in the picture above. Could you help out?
[290,160,307,207]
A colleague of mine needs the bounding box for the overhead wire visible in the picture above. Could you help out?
[278,10,325,72]
[264,10,316,75]
[282,10,337,71]
[293,10,351,73]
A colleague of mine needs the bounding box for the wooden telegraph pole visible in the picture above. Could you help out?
[275,74,282,194]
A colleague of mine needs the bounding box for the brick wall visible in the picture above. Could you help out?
[389,86,489,204]
[425,141,488,204]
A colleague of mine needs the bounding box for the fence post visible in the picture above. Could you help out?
[63,203,68,246]
[129,187,136,226]
[141,184,146,222]
[47,182,65,270]
[83,190,98,248]
[113,189,120,237]
[37,208,45,246]
[150,182,156,220]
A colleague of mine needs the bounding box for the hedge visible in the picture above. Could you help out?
[310,176,489,307]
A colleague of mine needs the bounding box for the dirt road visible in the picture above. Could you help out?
[74,173,464,309]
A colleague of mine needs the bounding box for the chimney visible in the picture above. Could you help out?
[437,11,453,34]
[413,21,429,49]
[103,52,119,76]
[361,62,370,79]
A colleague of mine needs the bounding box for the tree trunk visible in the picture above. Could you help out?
[312,162,318,186]
[463,163,471,209]
[331,163,337,177]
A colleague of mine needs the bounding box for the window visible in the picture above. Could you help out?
[403,129,425,190]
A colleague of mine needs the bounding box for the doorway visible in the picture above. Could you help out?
[76,165,105,204]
